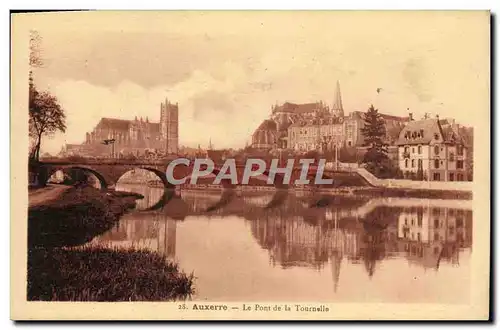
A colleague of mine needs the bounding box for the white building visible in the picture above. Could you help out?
[395,117,468,181]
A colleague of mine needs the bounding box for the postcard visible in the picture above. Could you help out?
[11,10,490,320]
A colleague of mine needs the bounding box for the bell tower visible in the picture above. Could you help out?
[160,97,179,154]
[332,80,344,118]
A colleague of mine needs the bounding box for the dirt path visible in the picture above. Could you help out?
[29,184,72,207]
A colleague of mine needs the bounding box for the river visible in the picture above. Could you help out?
[86,183,473,303]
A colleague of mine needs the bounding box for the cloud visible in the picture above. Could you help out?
[38,59,278,154]
[33,13,488,154]
[402,58,434,103]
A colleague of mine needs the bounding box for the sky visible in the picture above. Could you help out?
[25,11,489,155]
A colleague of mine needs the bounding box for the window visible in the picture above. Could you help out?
[457,160,464,169]
[433,172,441,181]
[411,159,415,168]
[412,147,415,153]
[457,173,464,181]
[434,133,439,140]
[457,145,464,156]
[418,145,422,154]
[434,159,439,169]
[417,233,421,242]
[418,159,423,168]
[434,219,440,228]
[348,141,352,147]
[404,146,409,153]
[434,145,440,155]
[434,232,440,241]
[405,159,409,168]
[449,173,454,181]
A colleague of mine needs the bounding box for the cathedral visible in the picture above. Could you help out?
[64,98,179,158]
[251,81,409,153]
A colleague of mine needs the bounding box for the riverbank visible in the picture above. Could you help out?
[28,186,141,247]
[28,247,194,301]
[27,185,195,301]
[349,187,472,200]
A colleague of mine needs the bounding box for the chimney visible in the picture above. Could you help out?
[408,113,413,121]
[436,114,440,120]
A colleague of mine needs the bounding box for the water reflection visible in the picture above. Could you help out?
[90,184,473,302]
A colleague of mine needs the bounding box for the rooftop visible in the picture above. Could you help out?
[395,119,442,146]
[396,118,466,146]
[96,117,160,132]
[273,102,326,114]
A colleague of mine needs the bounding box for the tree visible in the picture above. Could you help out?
[29,30,43,69]
[29,88,67,161]
[360,105,388,171]
[28,30,67,162]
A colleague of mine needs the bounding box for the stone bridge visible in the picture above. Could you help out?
[34,158,346,190]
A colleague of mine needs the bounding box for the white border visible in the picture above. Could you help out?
[3,1,498,329]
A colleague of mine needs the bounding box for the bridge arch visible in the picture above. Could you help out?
[115,167,172,189]
[45,166,109,190]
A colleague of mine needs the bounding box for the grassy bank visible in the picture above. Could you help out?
[351,187,472,200]
[28,247,194,301]
[27,186,195,301]
[28,186,140,248]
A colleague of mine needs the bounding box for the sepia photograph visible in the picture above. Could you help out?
[10,10,491,320]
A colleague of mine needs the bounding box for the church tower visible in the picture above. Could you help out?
[160,98,179,154]
[332,80,344,118]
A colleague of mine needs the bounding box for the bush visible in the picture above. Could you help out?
[365,161,403,179]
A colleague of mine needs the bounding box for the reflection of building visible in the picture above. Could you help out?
[396,117,468,181]
[397,206,473,269]
[250,209,363,291]
[248,197,472,289]
[61,98,179,158]
[96,216,177,259]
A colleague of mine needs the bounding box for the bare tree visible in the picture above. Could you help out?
[28,30,66,161]
[29,30,43,69]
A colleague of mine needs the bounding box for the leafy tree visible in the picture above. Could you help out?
[29,82,66,161]
[360,105,388,170]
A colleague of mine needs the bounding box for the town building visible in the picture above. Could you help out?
[396,116,468,181]
[251,81,409,153]
[61,98,179,158]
